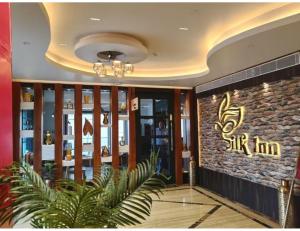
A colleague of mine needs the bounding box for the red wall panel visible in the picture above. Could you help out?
[0,3,13,169]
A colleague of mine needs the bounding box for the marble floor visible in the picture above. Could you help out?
[13,185,280,228]
[130,186,280,228]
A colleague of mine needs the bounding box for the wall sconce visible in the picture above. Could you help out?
[233,89,239,97]
[263,82,270,93]
[212,94,217,102]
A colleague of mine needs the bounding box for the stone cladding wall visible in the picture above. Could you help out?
[198,76,300,188]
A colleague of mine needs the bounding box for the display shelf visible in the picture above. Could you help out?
[83,143,94,152]
[63,134,75,140]
[62,159,75,167]
[20,130,34,138]
[21,102,34,110]
[101,124,112,127]
[119,145,129,153]
[182,150,191,158]
[82,104,94,110]
[118,114,129,120]
[101,156,112,163]
[42,144,55,160]
[63,109,75,114]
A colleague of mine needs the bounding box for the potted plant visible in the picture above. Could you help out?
[0,151,168,228]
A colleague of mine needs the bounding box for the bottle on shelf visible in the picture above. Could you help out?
[67,121,72,135]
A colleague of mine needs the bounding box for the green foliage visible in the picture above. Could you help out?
[0,151,169,228]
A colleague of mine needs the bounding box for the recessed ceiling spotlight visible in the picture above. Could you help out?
[89,17,102,21]
[58,43,67,46]
[179,27,189,31]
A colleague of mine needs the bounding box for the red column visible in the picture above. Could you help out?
[0,3,12,228]
[0,3,12,169]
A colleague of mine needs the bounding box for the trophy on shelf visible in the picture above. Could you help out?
[45,130,53,145]
[65,143,72,161]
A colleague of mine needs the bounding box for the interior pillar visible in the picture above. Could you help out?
[0,3,13,170]
[111,86,119,169]
[174,89,183,185]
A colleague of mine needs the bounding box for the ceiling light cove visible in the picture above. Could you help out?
[42,3,300,80]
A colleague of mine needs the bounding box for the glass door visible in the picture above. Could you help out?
[136,92,174,182]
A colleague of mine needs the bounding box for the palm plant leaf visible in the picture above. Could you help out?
[0,151,169,228]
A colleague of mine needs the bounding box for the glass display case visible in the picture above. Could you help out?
[20,85,34,165]
[101,88,112,163]
[42,87,55,180]
[16,84,134,181]
[62,87,75,179]
[118,89,129,168]
[82,88,94,181]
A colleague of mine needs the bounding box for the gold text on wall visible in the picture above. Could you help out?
[215,92,280,157]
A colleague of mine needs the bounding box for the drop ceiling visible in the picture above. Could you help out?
[12,2,300,89]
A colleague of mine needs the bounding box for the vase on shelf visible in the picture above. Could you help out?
[83,95,90,104]
[103,112,109,125]
[120,102,127,113]
[23,92,33,102]
[119,136,125,146]
[67,100,73,109]
[83,118,93,136]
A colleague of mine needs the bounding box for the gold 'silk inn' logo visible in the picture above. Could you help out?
[215,92,281,157]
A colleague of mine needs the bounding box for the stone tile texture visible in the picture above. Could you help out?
[198,76,300,188]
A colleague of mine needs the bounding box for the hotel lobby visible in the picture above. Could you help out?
[0,1,300,229]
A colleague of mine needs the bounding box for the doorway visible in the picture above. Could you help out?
[136,90,175,182]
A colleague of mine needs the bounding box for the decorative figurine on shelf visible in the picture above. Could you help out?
[120,102,127,112]
[23,92,33,102]
[119,136,125,146]
[102,112,109,125]
[83,118,93,136]
[45,130,53,145]
[67,100,73,109]
[83,95,90,104]
[102,146,109,157]
[66,149,72,161]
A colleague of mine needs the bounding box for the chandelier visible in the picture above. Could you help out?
[93,51,134,78]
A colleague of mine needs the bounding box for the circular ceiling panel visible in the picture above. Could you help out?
[74,32,148,64]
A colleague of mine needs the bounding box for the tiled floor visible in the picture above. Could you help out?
[130,186,280,228]
[14,185,280,228]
